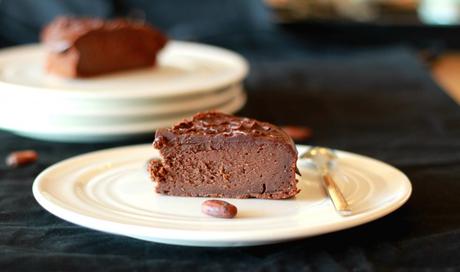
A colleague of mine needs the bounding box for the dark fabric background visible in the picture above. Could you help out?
[1,0,460,271]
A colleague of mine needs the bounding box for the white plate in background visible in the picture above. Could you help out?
[0,41,248,100]
[6,92,246,142]
[0,41,249,142]
[0,84,243,125]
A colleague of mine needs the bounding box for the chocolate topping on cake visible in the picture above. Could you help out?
[154,112,297,151]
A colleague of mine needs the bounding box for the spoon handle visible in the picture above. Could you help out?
[322,174,352,216]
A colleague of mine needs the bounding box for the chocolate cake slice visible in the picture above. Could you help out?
[148,112,299,199]
[41,16,168,78]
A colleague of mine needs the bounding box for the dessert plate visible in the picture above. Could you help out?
[33,144,412,247]
[0,84,243,126]
[3,92,246,142]
[0,41,248,100]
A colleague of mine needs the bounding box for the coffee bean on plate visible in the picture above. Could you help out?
[201,199,238,218]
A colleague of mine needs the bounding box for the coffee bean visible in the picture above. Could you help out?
[6,150,38,167]
[201,200,237,218]
[281,126,312,141]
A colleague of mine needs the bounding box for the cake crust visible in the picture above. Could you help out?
[149,112,299,199]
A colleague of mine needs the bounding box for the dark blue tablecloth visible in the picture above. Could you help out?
[1,0,460,271]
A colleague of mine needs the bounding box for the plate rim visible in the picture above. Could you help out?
[32,144,412,246]
[0,83,240,117]
[0,84,243,121]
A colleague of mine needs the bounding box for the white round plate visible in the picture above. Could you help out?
[0,84,243,126]
[33,144,412,247]
[4,92,246,142]
[0,41,248,100]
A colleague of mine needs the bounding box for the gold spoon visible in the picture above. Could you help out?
[300,147,352,216]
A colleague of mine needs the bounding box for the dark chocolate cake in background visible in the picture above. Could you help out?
[149,112,299,199]
[41,16,168,78]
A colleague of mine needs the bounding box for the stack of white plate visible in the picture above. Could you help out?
[0,41,248,142]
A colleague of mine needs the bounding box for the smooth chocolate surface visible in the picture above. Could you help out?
[41,16,167,78]
[149,112,299,199]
